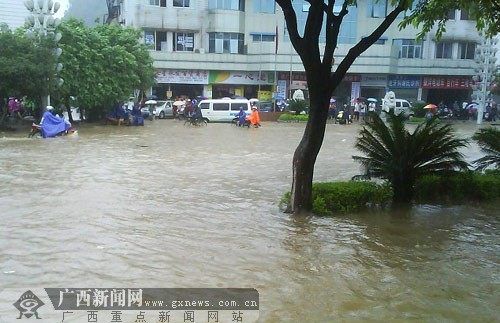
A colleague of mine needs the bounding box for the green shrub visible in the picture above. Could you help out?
[414,171,500,203]
[411,101,427,118]
[287,99,309,115]
[279,182,392,215]
[407,116,426,124]
[278,113,309,122]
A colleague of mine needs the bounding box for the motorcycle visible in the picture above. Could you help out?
[28,123,77,138]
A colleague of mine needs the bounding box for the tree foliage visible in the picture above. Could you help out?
[0,27,57,107]
[58,19,155,121]
[400,0,500,39]
[353,112,469,206]
[276,0,496,213]
[472,127,500,171]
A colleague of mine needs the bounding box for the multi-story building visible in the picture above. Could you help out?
[116,0,480,105]
[0,0,29,30]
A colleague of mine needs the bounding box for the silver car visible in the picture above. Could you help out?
[154,100,174,119]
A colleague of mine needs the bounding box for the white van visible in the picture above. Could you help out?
[198,98,251,122]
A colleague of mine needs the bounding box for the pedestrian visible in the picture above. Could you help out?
[354,101,360,121]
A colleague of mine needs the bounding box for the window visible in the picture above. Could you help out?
[368,0,387,18]
[435,41,453,58]
[446,9,456,20]
[144,30,167,51]
[213,103,229,111]
[402,101,410,108]
[396,39,422,58]
[230,103,246,111]
[199,103,210,110]
[149,0,166,7]
[208,0,245,11]
[252,34,275,42]
[209,33,244,54]
[459,42,475,59]
[173,0,189,7]
[173,32,194,51]
[253,0,274,13]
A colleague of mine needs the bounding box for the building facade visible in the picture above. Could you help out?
[116,0,481,105]
[0,0,29,30]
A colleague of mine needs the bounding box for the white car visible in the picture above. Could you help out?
[394,99,413,117]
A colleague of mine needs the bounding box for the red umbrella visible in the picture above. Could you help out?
[423,104,437,110]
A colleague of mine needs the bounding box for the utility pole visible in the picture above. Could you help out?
[472,35,498,124]
[24,0,63,109]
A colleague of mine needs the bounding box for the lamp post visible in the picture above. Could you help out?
[24,0,63,108]
[472,35,498,124]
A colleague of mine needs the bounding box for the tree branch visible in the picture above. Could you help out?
[323,0,349,68]
[303,0,325,66]
[330,2,405,92]
[276,0,303,52]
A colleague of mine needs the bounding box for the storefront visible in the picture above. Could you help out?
[277,72,359,104]
[154,69,208,100]
[422,76,472,106]
[387,75,421,103]
[360,74,387,99]
[208,71,274,100]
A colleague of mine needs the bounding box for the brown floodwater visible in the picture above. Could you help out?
[0,120,498,321]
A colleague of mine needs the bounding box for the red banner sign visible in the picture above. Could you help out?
[422,76,472,89]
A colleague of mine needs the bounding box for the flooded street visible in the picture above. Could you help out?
[0,120,498,321]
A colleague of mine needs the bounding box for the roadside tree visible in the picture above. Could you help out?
[276,0,499,213]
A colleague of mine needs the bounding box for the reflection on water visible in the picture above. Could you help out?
[0,121,498,321]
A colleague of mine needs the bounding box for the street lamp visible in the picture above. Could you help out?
[24,0,63,108]
[471,35,498,124]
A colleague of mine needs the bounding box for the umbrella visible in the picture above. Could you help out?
[330,98,336,103]
[145,100,157,105]
[367,98,377,102]
[173,100,185,107]
[355,97,366,103]
[466,103,479,110]
[423,104,437,110]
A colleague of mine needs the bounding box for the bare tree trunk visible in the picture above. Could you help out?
[287,80,330,214]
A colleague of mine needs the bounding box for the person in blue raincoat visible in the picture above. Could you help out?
[237,107,246,126]
[40,106,71,138]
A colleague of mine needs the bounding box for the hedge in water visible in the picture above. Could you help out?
[281,181,393,215]
[414,170,500,203]
[278,114,309,122]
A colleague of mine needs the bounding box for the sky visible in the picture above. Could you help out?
[55,0,69,18]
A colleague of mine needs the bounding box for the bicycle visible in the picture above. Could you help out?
[184,116,207,127]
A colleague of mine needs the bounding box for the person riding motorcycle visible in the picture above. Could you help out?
[246,104,261,127]
[38,106,72,138]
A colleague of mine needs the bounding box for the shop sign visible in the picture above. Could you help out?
[209,71,275,85]
[276,80,287,100]
[291,80,307,90]
[344,74,361,82]
[422,76,472,89]
[258,90,273,101]
[388,75,421,88]
[156,69,209,84]
[351,82,361,102]
[277,72,307,81]
[361,74,387,87]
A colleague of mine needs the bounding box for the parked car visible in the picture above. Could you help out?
[141,100,157,120]
[394,99,414,118]
[154,100,174,119]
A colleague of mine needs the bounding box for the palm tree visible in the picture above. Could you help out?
[353,112,469,206]
[472,127,500,171]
